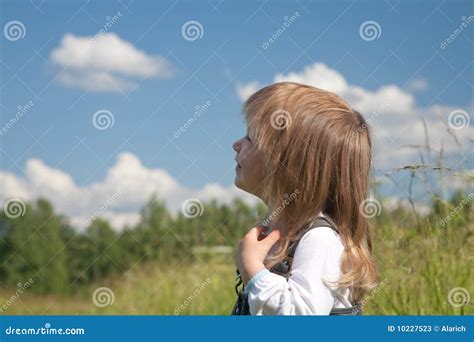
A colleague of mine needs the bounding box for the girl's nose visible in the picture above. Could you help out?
[233,139,241,152]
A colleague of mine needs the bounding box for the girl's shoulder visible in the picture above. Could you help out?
[299,214,341,245]
[298,226,343,251]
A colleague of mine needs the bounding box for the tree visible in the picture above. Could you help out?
[2,198,69,293]
[85,218,122,280]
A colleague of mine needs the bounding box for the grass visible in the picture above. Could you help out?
[0,259,237,315]
[0,213,472,316]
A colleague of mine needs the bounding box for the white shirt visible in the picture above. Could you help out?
[245,225,351,315]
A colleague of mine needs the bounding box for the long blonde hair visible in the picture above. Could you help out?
[243,82,379,304]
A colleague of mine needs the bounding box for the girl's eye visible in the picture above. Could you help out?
[245,135,251,142]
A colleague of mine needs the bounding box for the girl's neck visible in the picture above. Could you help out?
[263,201,284,233]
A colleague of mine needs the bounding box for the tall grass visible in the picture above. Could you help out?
[0,209,472,315]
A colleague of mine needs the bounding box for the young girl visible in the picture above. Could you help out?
[231,82,379,315]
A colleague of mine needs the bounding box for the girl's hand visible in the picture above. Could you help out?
[236,226,281,285]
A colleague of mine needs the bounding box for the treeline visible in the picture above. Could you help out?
[0,196,266,294]
[0,191,470,294]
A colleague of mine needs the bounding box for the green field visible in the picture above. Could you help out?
[1,211,472,316]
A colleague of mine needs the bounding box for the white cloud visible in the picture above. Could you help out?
[382,196,432,216]
[0,152,259,231]
[235,62,473,170]
[405,78,428,92]
[50,33,173,93]
[236,81,261,102]
[240,62,416,114]
[274,63,348,95]
[56,70,138,93]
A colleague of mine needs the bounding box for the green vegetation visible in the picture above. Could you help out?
[0,190,472,315]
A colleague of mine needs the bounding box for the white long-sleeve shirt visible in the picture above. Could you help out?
[244,225,352,315]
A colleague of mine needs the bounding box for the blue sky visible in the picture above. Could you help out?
[1,0,472,229]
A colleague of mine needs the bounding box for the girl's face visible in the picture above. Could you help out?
[232,130,266,198]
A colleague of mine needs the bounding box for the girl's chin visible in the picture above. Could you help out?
[234,177,244,189]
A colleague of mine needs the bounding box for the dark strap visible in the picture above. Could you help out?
[269,216,337,277]
[288,216,339,258]
[232,291,362,315]
[231,215,362,315]
[330,305,362,315]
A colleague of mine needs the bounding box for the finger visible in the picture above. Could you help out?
[248,225,267,236]
[244,227,259,241]
[268,228,281,241]
[260,228,281,244]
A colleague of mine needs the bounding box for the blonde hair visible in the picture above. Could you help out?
[243,82,379,304]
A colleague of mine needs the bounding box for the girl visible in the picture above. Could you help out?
[231,82,379,315]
